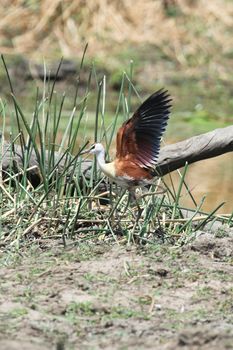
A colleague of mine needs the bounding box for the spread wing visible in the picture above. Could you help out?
[116,89,172,168]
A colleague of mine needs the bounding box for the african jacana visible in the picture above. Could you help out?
[81,89,171,202]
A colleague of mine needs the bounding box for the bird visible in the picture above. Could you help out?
[81,88,172,206]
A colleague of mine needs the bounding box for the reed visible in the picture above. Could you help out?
[0,55,231,250]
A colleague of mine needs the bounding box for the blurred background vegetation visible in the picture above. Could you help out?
[0,0,233,212]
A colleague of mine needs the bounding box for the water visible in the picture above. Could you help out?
[166,152,233,214]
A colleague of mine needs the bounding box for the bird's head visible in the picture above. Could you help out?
[80,143,104,156]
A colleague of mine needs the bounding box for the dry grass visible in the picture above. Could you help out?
[0,0,232,68]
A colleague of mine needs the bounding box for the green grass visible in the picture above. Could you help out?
[0,53,232,253]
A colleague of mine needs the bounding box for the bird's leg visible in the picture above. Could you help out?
[123,190,136,215]
[129,189,143,221]
[123,191,132,214]
[126,189,143,244]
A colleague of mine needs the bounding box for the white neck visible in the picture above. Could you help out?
[95,148,116,179]
[96,149,106,168]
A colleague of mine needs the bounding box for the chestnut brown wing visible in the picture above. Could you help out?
[116,89,172,168]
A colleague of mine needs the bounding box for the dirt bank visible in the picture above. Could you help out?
[0,231,232,350]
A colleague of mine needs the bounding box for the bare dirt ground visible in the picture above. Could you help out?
[0,231,233,350]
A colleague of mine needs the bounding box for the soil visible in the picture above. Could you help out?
[0,231,232,350]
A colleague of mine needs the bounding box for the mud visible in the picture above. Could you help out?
[0,231,232,349]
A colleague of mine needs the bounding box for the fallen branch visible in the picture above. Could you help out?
[156,125,233,176]
[1,125,233,186]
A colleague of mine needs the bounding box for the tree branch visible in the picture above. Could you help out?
[2,125,233,186]
[156,125,233,175]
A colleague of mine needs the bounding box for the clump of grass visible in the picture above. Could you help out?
[0,53,232,251]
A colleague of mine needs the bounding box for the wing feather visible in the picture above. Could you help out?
[116,88,172,169]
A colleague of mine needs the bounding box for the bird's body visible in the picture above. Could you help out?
[81,89,172,193]
[95,150,154,189]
